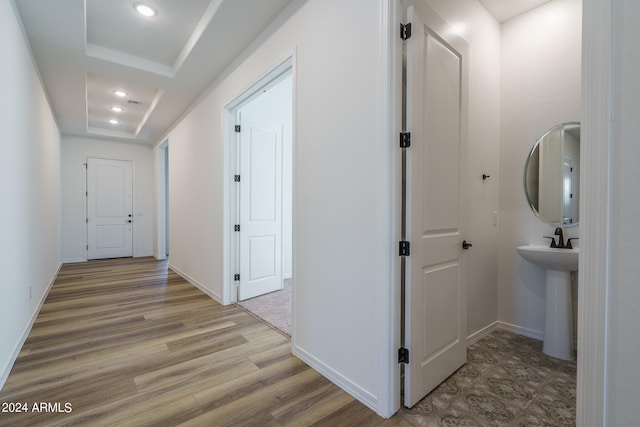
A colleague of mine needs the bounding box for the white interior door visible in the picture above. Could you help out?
[87,158,133,260]
[404,0,469,408]
[237,109,283,301]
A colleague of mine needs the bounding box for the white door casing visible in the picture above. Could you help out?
[87,158,133,260]
[237,109,284,301]
[404,0,469,408]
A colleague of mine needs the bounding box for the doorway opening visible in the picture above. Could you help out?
[224,58,293,337]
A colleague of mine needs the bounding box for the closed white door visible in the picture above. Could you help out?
[237,110,283,301]
[87,158,133,260]
[404,0,469,407]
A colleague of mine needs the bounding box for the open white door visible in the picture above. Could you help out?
[87,158,133,260]
[404,0,469,407]
[237,108,284,301]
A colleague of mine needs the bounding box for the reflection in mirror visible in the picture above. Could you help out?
[524,123,580,227]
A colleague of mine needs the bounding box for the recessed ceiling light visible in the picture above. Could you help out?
[109,119,119,125]
[111,106,124,113]
[113,90,127,97]
[133,3,157,17]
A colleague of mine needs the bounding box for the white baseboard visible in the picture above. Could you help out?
[467,320,544,346]
[467,321,500,345]
[292,345,378,413]
[168,263,223,305]
[0,262,62,389]
[494,321,544,341]
[61,257,86,264]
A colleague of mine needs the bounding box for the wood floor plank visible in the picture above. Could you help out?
[189,368,328,427]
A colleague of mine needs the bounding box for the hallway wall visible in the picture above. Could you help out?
[61,137,155,262]
[163,0,397,416]
[0,0,61,387]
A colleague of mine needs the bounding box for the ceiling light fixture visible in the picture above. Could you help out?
[111,106,123,113]
[133,3,157,17]
[113,90,127,97]
[109,119,119,125]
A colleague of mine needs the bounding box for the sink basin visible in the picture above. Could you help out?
[516,245,578,271]
[516,244,579,360]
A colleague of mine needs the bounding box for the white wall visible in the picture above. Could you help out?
[0,0,61,387]
[164,0,397,415]
[605,0,640,423]
[498,0,582,338]
[61,137,155,262]
[423,0,502,339]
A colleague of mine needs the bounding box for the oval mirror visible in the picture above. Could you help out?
[524,122,580,227]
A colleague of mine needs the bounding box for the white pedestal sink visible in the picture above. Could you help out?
[516,245,579,360]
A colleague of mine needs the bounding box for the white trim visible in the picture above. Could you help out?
[61,257,87,264]
[154,140,168,261]
[292,345,378,413]
[168,263,223,305]
[376,0,402,419]
[131,160,137,257]
[495,321,544,342]
[467,321,546,346]
[0,262,61,389]
[577,0,610,424]
[467,321,500,345]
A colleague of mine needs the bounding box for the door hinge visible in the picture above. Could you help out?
[86,245,89,250]
[234,224,240,232]
[235,125,241,132]
[400,132,411,148]
[86,218,88,224]
[401,23,412,40]
[398,347,409,364]
[234,274,240,281]
[399,241,410,257]
[234,175,241,182]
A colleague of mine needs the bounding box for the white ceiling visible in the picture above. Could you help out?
[479,0,553,23]
[16,0,295,145]
[16,0,551,146]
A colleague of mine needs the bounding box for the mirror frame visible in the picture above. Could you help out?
[523,122,580,227]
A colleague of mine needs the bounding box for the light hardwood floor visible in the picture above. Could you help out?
[0,258,403,427]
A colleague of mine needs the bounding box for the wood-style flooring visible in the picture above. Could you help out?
[0,257,402,427]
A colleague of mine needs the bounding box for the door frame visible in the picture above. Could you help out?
[155,140,169,261]
[222,55,294,306]
[576,0,610,423]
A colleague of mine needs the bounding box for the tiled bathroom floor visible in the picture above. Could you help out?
[396,330,576,426]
